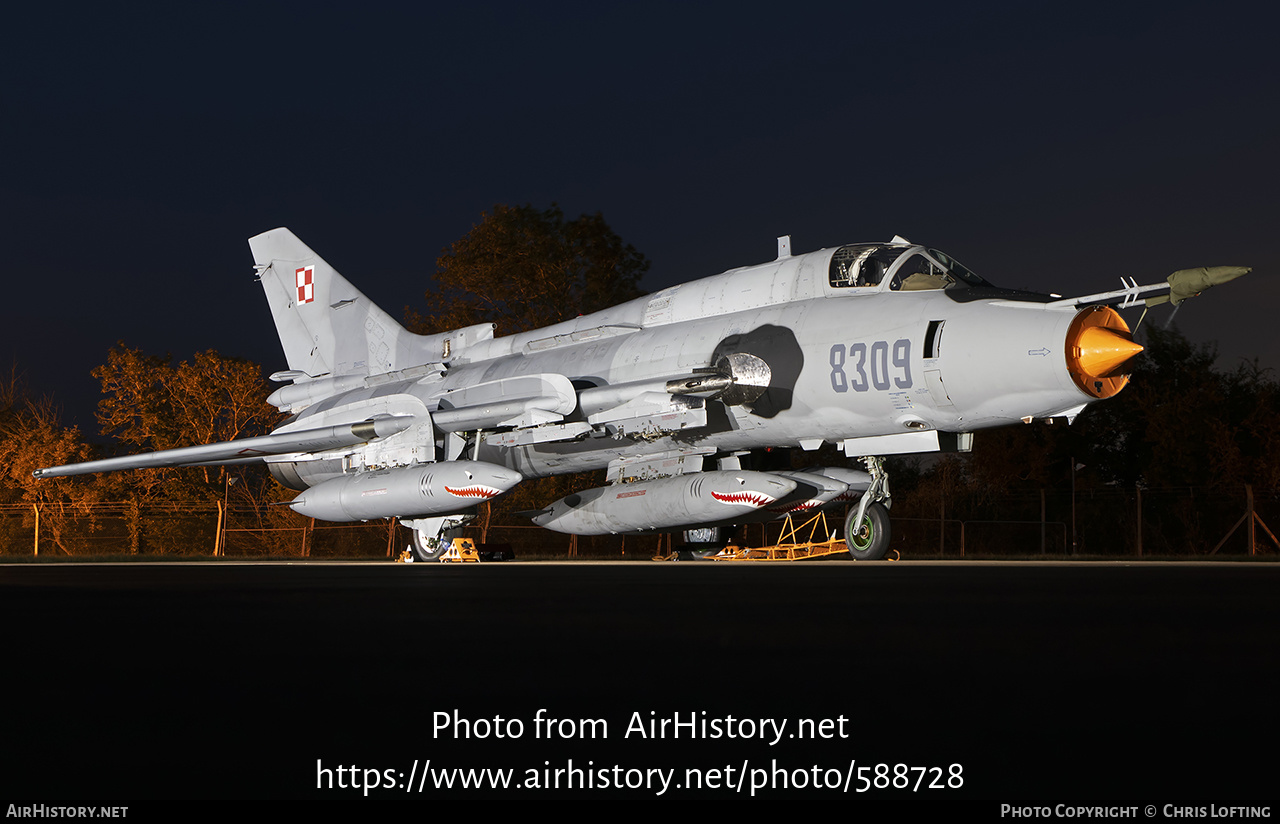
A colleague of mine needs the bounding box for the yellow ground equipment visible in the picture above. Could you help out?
[439,538,480,563]
[655,511,898,562]
[397,538,481,563]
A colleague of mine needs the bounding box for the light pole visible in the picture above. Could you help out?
[218,474,239,556]
[1071,460,1085,555]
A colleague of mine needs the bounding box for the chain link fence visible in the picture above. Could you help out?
[889,486,1280,557]
[3,486,1277,558]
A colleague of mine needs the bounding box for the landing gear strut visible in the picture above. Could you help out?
[846,456,892,560]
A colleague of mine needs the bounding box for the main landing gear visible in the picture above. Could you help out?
[405,515,472,562]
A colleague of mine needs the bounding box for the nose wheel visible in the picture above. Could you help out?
[844,456,892,560]
[845,502,891,560]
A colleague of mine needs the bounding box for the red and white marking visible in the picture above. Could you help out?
[711,490,777,508]
[295,266,315,304]
[445,484,503,500]
[768,499,823,514]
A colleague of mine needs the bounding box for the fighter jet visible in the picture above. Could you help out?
[35,229,1250,560]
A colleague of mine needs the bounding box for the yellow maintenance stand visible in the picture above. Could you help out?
[656,511,899,562]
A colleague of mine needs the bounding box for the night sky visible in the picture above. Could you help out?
[4,1,1278,427]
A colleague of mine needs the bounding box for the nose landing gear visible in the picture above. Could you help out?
[845,457,892,560]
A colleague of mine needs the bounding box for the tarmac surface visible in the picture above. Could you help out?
[2,559,1277,800]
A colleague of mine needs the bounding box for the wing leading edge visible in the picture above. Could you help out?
[32,416,414,479]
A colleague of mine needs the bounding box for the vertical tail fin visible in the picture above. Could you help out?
[249,228,495,379]
[249,227,407,377]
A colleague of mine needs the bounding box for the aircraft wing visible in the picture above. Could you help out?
[32,416,414,479]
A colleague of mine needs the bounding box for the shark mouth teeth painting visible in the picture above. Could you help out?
[711,490,776,508]
[768,500,821,514]
[445,485,502,500]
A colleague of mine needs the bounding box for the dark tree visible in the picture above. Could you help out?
[408,204,649,336]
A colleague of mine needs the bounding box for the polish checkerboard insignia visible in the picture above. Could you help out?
[296,266,315,304]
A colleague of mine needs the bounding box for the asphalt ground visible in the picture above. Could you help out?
[1,559,1276,802]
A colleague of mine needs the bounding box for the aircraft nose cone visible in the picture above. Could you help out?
[1076,326,1144,378]
[1066,305,1141,399]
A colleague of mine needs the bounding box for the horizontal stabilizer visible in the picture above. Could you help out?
[33,416,414,478]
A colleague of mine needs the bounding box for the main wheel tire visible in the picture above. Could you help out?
[683,527,724,545]
[678,527,726,561]
[845,502,891,560]
[410,528,452,562]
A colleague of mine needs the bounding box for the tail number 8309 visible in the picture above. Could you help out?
[830,340,912,393]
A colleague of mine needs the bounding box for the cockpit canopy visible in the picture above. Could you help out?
[829,244,991,292]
